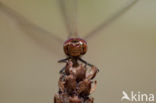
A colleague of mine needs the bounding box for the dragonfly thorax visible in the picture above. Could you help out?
[63,38,87,57]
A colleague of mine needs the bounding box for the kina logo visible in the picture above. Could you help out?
[121,91,155,102]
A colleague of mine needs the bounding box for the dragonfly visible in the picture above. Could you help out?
[0,0,138,74]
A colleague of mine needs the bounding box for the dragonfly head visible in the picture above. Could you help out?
[63,38,87,57]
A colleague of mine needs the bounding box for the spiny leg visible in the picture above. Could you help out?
[58,57,70,74]
[78,58,99,72]
[59,66,66,74]
[78,58,93,67]
[58,57,70,63]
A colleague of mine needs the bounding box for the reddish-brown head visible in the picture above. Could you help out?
[63,38,87,57]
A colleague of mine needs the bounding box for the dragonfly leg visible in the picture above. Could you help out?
[78,58,93,67]
[58,57,70,63]
[59,66,66,74]
[78,58,99,72]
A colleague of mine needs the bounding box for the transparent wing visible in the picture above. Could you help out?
[83,0,139,40]
[59,0,78,38]
[0,2,64,58]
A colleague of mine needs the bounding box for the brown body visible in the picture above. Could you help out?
[56,38,98,103]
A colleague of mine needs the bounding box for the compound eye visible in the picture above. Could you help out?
[63,45,69,55]
[81,44,87,55]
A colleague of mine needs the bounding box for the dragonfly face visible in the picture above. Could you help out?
[63,38,87,57]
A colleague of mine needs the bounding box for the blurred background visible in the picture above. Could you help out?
[0,0,156,103]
